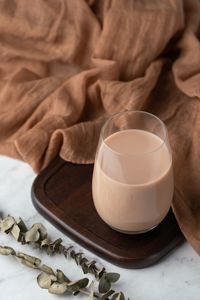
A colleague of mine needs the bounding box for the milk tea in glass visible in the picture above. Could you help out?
[92,111,174,234]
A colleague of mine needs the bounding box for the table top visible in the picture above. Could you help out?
[0,155,199,300]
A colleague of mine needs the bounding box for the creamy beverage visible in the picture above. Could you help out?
[92,129,173,233]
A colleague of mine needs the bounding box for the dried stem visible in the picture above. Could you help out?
[0,214,126,300]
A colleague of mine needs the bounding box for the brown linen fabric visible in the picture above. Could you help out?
[0,0,200,254]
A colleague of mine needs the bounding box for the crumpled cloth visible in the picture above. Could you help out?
[0,0,200,255]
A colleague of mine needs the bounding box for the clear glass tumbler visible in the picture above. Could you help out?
[92,110,174,234]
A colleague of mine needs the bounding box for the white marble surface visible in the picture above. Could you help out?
[0,155,199,300]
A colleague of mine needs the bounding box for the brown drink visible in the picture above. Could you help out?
[92,128,173,233]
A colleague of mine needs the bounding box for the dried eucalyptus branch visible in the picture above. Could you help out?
[0,245,93,297]
[0,214,127,300]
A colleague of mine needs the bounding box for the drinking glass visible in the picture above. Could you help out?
[92,110,174,234]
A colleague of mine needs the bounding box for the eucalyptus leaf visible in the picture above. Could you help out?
[11,224,21,241]
[70,250,76,259]
[57,269,70,283]
[25,226,40,243]
[67,278,89,292]
[87,260,96,268]
[17,252,41,267]
[37,272,57,289]
[40,238,50,247]
[99,275,111,293]
[86,260,97,276]
[81,263,89,274]
[80,257,88,264]
[46,239,63,255]
[0,246,15,255]
[40,264,55,275]
[48,282,67,294]
[80,257,89,274]
[0,216,15,232]
[105,273,120,283]
[74,252,83,265]
[46,245,54,256]
[88,268,96,275]
[17,218,27,232]
[17,257,37,269]
[96,267,105,280]
[33,223,47,240]
[50,238,62,251]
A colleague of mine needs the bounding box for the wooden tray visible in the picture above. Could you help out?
[31,156,184,269]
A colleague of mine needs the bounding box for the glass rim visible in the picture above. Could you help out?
[100,110,168,157]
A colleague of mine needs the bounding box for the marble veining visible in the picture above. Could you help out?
[0,155,199,300]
